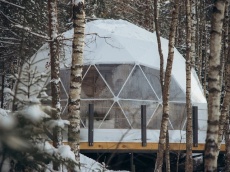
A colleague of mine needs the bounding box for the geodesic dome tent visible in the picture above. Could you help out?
[29,19,207,143]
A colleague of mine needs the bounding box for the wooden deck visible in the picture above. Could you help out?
[80,142,226,153]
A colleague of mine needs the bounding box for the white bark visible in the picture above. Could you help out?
[68,1,85,171]
[204,1,226,171]
[154,0,179,171]
[48,0,62,150]
[185,0,193,171]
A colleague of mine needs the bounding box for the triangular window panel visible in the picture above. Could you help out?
[42,82,51,99]
[96,64,134,96]
[82,65,90,78]
[140,65,162,100]
[169,103,186,130]
[80,100,114,128]
[59,67,89,100]
[44,80,67,100]
[81,65,113,99]
[119,65,158,100]
[99,102,131,129]
[169,76,186,101]
[119,100,158,129]
[60,100,68,119]
[147,104,173,130]
[60,69,71,99]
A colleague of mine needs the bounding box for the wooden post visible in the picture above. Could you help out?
[192,106,198,147]
[141,105,147,147]
[88,104,94,146]
[130,153,135,172]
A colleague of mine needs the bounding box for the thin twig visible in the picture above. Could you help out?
[0,0,25,9]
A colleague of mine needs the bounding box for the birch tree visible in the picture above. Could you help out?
[185,0,193,171]
[153,0,170,171]
[222,38,230,171]
[48,1,62,170]
[204,0,226,171]
[154,0,179,171]
[191,0,196,65]
[218,1,229,150]
[222,3,230,171]
[68,0,85,171]
[201,1,208,97]
[48,0,62,150]
[153,0,164,91]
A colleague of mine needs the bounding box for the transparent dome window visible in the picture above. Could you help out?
[42,65,189,131]
[119,65,158,100]
[45,82,68,100]
[100,102,131,129]
[140,65,162,100]
[119,100,158,129]
[147,104,173,130]
[60,69,71,99]
[80,100,114,128]
[169,77,186,102]
[96,64,134,96]
[169,103,187,130]
[81,65,114,99]
[82,65,90,78]
[60,100,68,119]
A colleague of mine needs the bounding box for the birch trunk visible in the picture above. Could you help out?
[165,129,170,172]
[199,0,205,85]
[153,1,170,170]
[48,0,62,150]
[154,0,179,171]
[219,48,230,151]
[185,0,193,171]
[204,1,226,171]
[191,0,196,66]
[202,18,208,98]
[218,1,229,151]
[68,1,85,171]
[224,4,230,171]
[153,0,164,90]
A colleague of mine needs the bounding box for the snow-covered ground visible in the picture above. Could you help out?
[0,153,129,172]
[81,154,129,172]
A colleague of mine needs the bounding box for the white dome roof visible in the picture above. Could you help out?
[63,19,163,68]
[31,19,206,104]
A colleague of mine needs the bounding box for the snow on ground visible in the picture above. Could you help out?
[81,154,129,172]
[0,109,15,130]
[0,154,129,172]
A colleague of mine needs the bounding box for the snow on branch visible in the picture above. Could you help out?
[58,145,76,162]
[45,119,70,129]
[0,40,20,45]
[36,141,57,155]
[0,0,25,9]
[73,0,83,5]
[50,77,61,84]
[16,104,51,123]
[0,108,15,130]
[14,24,48,39]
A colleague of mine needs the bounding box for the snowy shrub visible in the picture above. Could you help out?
[0,61,79,171]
